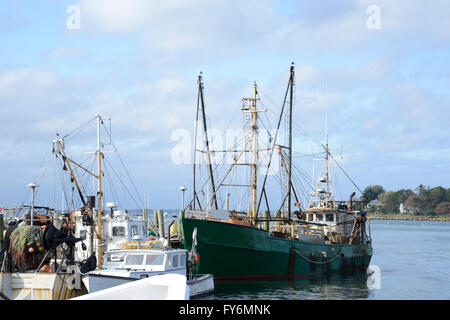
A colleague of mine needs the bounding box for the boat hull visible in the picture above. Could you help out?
[0,272,86,300]
[181,216,372,280]
[84,273,214,299]
[72,274,189,300]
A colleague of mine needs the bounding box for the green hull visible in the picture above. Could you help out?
[181,216,372,280]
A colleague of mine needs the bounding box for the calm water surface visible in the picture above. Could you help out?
[197,220,450,300]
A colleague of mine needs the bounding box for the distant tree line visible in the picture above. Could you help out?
[360,184,450,216]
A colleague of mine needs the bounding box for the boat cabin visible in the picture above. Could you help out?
[305,210,336,224]
[72,208,147,262]
[102,249,187,275]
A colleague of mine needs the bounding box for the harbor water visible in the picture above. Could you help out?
[184,219,450,300]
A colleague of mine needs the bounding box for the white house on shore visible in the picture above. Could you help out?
[399,203,422,214]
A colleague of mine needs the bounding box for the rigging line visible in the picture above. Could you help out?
[203,139,250,211]
[290,120,326,148]
[53,150,57,209]
[295,171,314,198]
[291,160,313,186]
[79,155,96,199]
[103,157,142,210]
[101,123,144,209]
[200,134,248,154]
[195,132,248,194]
[330,158,342,200]
[54,154,68,210]
[329,152,363,195]
[256,100,275,134]
[23,142,53,205]
[256,75,292,216]
[223,100,243,132]
[57,157,72,211]
[193,96,265,210]
[105,162,121,207]
[61,116,97,140]
[34,145,53,202]
[256,84,283,114]
[103,161,121,208]
[294,166,312,199]
[259,84,326,151]
[265,102,326,150]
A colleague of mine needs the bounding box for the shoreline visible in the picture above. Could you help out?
[367,213,450,222]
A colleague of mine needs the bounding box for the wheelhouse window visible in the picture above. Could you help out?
[145,254,164,266]
[107,252,125,262]
[316,214,323,221]
[180,253,186,267]
[129,225,139,237]
[307,214,314,221]
[79,230,87,239]
[112,226,125,237]
[172,255,179,268]
[125,254,144,265]
[326,214,335,222]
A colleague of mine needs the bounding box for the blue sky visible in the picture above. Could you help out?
[1,0,450,210]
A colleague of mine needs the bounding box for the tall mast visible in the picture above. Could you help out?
[96,114,103,269]
[325,82,329,205]
[288,62,295,220]
[250,82,258,221]
[198,73,218,210]
[192,73,201,210]
[242,82,262,223]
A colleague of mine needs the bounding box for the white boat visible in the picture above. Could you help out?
[83,246,214,299]
[72,274,189,300]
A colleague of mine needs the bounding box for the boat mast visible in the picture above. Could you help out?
[325,82,329,205]
[241,83,260,223]
[288,62,295,220]
[198,73,218,210]
[249,83,259,221]
[192,74,200,210]
[96,114,103,268]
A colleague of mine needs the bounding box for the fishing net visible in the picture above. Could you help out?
[8,225,46,271]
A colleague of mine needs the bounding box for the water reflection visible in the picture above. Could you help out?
[207,272,373,300]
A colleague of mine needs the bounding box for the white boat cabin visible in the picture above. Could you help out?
[72,208,147,262]
[84,248,189,294]
[102,249,187,275]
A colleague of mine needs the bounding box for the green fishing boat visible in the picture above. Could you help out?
[180,63,372,280]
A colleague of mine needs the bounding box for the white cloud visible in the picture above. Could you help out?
[78,0,276,56]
